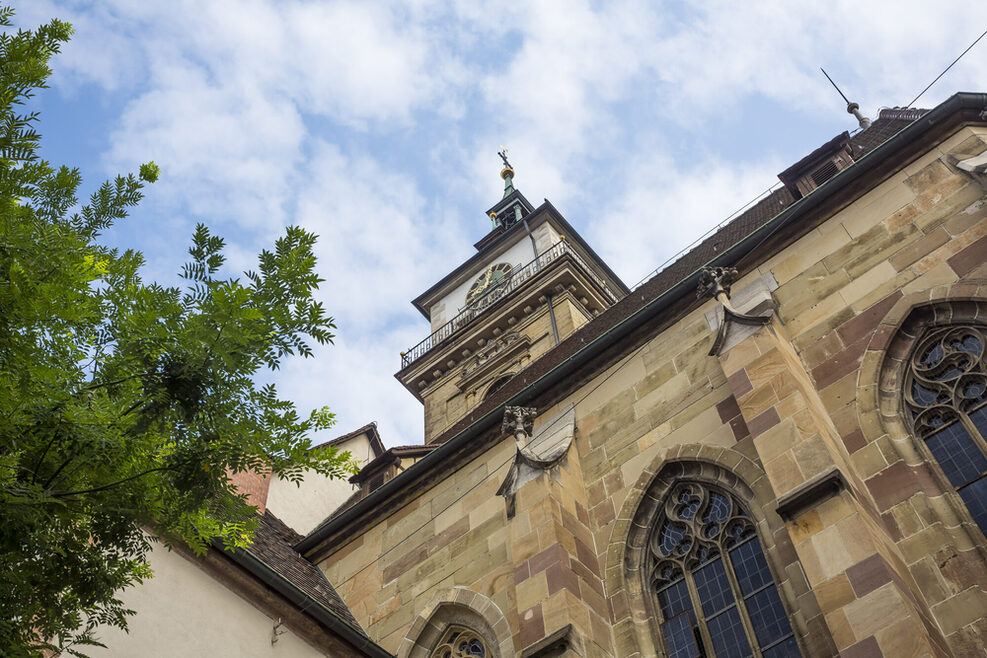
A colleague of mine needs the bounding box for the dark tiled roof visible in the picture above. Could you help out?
[247,511,365,633]
[850,110,926,157]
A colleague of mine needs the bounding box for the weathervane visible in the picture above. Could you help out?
[498,145,512,170]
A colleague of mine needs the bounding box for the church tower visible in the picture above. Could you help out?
[397,152,629,443]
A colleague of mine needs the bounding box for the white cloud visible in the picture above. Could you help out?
[34,0,987,447]
[590,155,786,287]
[647,1,987,119]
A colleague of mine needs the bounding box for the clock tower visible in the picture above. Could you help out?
[397,154,629,443]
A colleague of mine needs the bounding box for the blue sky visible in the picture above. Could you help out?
[22,1,987,447]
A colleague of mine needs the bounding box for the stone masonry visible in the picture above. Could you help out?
[310,106,987,657]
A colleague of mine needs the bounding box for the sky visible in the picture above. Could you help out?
[21,1,987,448]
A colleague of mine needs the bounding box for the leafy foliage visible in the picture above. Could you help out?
[0,8,352,655]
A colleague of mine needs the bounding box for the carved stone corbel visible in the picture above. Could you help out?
[496,405,575,507]
[698,267,775,356]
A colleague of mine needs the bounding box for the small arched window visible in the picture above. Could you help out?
[482,375,512,403]
[429,626,488,658]
[648,482,800,657]
[903,324,987,533]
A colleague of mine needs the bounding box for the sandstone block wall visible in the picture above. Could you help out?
[320,125,987,658]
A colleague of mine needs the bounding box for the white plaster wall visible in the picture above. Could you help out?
[266,434,375,535]
[430,236,538,330]
[91,541,324,657]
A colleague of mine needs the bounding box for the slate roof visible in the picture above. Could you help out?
[245,510,365,633]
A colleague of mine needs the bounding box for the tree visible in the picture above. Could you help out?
[0,8,354,655]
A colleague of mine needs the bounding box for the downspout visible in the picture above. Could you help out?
[521,215,538,259]
[522,215,560,345]
[545,294,561,345]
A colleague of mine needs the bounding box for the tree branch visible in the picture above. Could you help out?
[51,465,175,498]
[80,371,152,392]
[41,451,76,489]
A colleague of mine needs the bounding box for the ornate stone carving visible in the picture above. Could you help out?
[904,324,986,438]
[501,406,536,441]
[462,332,522,379]
[497,405,575,502]
[697,267,774,357]
[457,331,530,393]
[429,626,488,658]
[696,266,738,301]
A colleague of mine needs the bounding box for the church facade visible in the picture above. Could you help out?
[87,92,987,657]
[297,93,987,658]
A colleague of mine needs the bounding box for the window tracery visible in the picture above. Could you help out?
[648,482,800,657]
[903,324,987,533]
[429,626,488,658]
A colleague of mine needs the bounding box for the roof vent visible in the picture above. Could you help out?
[878,107,928,122]
[777,132,855,199]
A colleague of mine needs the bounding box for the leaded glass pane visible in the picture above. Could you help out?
[693,558,734,617]
[705,606,752,658]
[745,587,794,648]
[657,579,693,619]
[971,404,987,436]
[660,611,701,658]
[703,491,732,524]
[924,422,987,487]
[660,521,690,557]
[958,476,987,531]
[762,636,802,658]
[728,539,772,597]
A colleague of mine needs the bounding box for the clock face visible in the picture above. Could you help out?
[466,262,513,305]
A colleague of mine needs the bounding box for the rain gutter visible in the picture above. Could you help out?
[223,546,394,658]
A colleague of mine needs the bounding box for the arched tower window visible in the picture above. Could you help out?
[648,482,800,657]
[429,626,488,658]
[903,324,987,533]
[481,374,512,403]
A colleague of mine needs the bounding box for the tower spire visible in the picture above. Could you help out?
[498,146,515,197]
[487,146,532,231]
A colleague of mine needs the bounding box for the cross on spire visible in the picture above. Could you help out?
[498,146,515,198]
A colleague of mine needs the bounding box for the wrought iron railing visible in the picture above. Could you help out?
[400,240,618,369]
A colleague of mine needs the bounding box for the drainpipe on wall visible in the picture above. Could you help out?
[521,216,559,344]
[521,216,538,259]
[546,293,561,345]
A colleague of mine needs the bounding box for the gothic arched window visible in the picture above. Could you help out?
[903,324,987,534]
[429,626,488,658]
[648,482,800,658]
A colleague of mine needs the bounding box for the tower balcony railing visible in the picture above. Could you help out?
[400,239,619,369]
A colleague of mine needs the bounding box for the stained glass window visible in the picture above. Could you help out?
[904,325,987,534]
[429,626,488,658]
[648,483,801,657]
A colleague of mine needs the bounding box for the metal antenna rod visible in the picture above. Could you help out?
[820,67,850,105]
[820,67,871,130]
